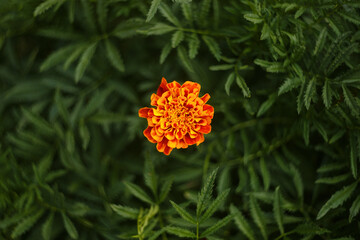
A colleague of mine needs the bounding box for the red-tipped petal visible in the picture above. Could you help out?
[139,107,152,118]
[157,77,169,96]
[200,93,210,104]
[198,125,211,134]
[144,127,157,143]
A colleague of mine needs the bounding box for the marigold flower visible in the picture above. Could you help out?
[139,77,214,155]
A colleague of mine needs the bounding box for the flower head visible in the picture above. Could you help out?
[139,78,214,155]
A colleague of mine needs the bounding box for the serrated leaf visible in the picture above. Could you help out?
[159,177,173,203]
[171,31,184,48]
[278,78,303,95]
[274,187,284,234]
[209,64,233,71]
[199,0,212,26]
[34,0,64,16]
[197,168,218,218]
[260,23,271,40]
[188,33,200,59]
[42,212,54,240]
[313,27,327,55]
[75,42,97,83]
[200,189,230,223]
[225,72,235,96]
[145,23,176,35]
[230,205,255,240]
[159,3,181,26]
[61,212,78,239]
[295,7,306,18]
[11,210,44,238]
[170,200,196,224]
[304,78,316,110]
[294,222,330,235]
[105,40,125,72]
[147,0,162,22]
[181,2,192,22]
[249,195,267,240]
[202,36,221,61]
[160,43,172,64]
[21,108,55,136]
[329,130,346,144]
[166,226,196,238]
[290,165,303,200]
[200,214,232,237]
[124,181,154,204]
[244,13,263,24]
[79,119,90,150]
[110,204,139,219]
[236,74,251,98]
[342,85,359,116]
[316,173,351,184]
[317,182,358,219]
[349,195,360,222]
[314,120,328,142]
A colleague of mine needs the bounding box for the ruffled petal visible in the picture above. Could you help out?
[144,127,157,143]
[139,107,152,118]
[157,77,169,96]
[200,93,210,104]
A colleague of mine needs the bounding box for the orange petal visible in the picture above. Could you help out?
[151,94,160,106]
[139,107,152,118]
[168,139,178,148]
[184,134,197,145]
[199,125,211,134]
[165,131,175,140]
[144,127,157,143]
[163,145,173,155]
[182,81,201,95]
[156,139,168,152]
[200,93,210,104]
[157,77,169,96]
[195,134,205,146]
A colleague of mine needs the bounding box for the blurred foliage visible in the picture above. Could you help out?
[1,0,360,239]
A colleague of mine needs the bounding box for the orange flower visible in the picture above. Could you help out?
[139,77,214,155]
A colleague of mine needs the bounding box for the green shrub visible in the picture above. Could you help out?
[1,0,360,239]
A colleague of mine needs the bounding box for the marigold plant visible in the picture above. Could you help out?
[139,78,214,155]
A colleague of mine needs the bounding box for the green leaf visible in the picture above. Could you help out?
[199,0,212,26]
[244,13,263,24]
[278,78,303,95]
[144,157,158,197]
[63,44,88,70]
[200,215,232,237]
[123,181,154,204]
[166,226,196,238]
[202,36,221,61]
[197,168,218,218]
[290,165,303,200]
[96,0,107,31]
[317,182,358,219]
[294,222,330,235]
[159,3,181,26]
[250,195,267,240]
[105,40,125,72]
[11,210,44,238]
[316,173,351,184]
[342,85,359,116]
[110,204,139,219]
[40,44,78,71]
[170,200,196,224]
[274,187,284,234]
[159,177,173,203]
[209,64,233,71]
[171,31,184,48]
[79,119,90,150]
[160,43,172,64]
[350,133,358,179]
[200,189,230,223]
[188,33,200,59]
[177,46,194,73]
[61,212,78,239]
[145,23,176,35]
[21,108,55,136]
[147,0,162,22]
[34,0,64,16]
[230,205,255,240]
[236,74,251,98]
[349,195,360,222]
[42,212,54,240]
[75,42,97,83]
[322,79,332,108]
[225,72,235,96]
[260,158,270,190]
[329,130,346,144]
[257,95,276,117]
[313,27,327,55]
[304,78,316,110]
[181,2,193,22]
[55,89,70,124]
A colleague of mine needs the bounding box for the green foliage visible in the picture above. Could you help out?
[1,0,360,239]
